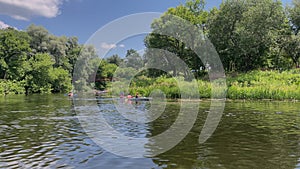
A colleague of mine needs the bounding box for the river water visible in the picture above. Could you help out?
[0,95,300,169]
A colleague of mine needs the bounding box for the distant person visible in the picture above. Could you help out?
[120,92,124,98]
[135,92,139,98]
[127,93,132,99]
[68,92,73,97]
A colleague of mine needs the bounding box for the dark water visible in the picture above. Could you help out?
[1,95,300,169]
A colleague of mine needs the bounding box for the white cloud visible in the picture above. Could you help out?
[100,42,117,50]
[0,20,10,29]
[0,0,64,20]
[119,44,125,48]
[0,20,17,29]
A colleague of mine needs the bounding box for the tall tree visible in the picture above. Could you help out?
[284,0,300,68]
[144,0,208,77]
[66,37,81,74]
[26,24,50,53]
[288,0,300,35]
[48,35,68,68]
[73,45,100,92]
[208,0,286,71]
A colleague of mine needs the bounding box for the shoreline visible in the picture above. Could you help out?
[1,93,299,103]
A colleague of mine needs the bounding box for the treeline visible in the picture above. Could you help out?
[103,0,300,82]
[144,0,300,75]
[0,25,81,94]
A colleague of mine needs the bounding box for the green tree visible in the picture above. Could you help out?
[0,28,31,80]
[73,45,100,92]
[95,61,118,90]
[24,53,54,94]
[66,37,81,75]
[284,0,300,68]
[106,54,123,66]
[144,0,208,77]
[124,49,144,69]
[288,0,300,35]
[26,24,50,53]
[208,0,286,71]
[282,35,300,68]
[48,35,68,69]
[50,67,72,93]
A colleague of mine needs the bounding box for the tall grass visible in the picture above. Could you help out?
[108,69,300,100]
[226,69,300,100]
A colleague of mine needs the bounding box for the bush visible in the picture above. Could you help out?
[0,80,26,95]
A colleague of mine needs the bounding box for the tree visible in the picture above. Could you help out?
[282,35,300,68]
[144,0,208,77]
[0,28,31,80]
[24,53,54,93]
[23,52,71,94]
[49,67,72,93]
[66,37,81,75]
[284,0,300,68]
[95,61,118,90]
[106,54,123,66]
[26,24,50,53]
[124,49,144,69]
[73,45,100,92]
[48,35,68,69]
[208,0,286,72]
[288,0,300,35]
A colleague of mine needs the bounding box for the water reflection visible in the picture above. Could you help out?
[151,101,300,169]
[0,95,300,168]
[0,95,103,168]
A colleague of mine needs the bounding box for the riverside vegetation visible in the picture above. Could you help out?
[1,0,300,100]
[109,69,300,100]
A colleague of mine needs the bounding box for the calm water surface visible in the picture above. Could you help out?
[1,95,300,169]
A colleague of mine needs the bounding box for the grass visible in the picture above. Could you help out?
[109,69,300,100]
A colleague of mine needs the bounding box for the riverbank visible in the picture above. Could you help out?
[1,69,300,101]
[114,69,300,100]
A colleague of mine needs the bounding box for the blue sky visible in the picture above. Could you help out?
[0,0,293,57]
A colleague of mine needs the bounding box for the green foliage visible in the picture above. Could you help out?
[288,0,300,34]
[0,80,25,95]
[73,45,99,92]
[227,69,300,100]
[144,0,208,77]
[110,69,300,100]
[25,53,54,94]
[208,0,287,72]
[0,25,84,95]
[95,61,118,90]
[124,49,144,69]
[49,68,72,93]
[0,28,31,80]
[26,24,50,53]
[106,54,123,66]
[281,34,300,68]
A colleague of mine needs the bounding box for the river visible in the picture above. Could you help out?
[0,95,300,169]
